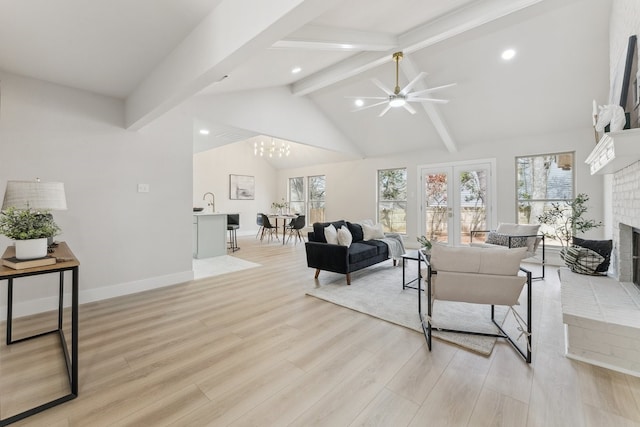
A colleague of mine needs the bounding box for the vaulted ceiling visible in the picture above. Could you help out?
[0,0,611,168]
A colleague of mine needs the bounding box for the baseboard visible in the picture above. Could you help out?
[0,270,194,319]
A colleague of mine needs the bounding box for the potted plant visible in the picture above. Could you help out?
[271,198,288,215]
[536,193,602,249]
[0,207,60,259]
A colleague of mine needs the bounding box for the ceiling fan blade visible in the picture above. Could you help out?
[378,104,392,117]
[408,97,450,104]
[402,103,417,114]
[352,100,389,112]
[409,83,457,97]
[400,72,427,96]
[371,78,394,95]
[344,96,388,100]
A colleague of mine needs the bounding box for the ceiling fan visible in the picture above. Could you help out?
[347,51,456,117]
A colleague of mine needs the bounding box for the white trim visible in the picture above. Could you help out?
[417,158,497,243]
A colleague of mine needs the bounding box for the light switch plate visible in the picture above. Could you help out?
[137,183,150,193]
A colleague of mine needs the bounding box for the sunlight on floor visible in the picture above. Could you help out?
[192,255,261,280]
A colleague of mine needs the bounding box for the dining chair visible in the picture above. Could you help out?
[255,213,264,239]
[286,215,306,244]
[260,214,278,242]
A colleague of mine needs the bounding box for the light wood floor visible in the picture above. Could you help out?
[2,236,640,426]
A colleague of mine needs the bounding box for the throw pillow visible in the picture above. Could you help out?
[362,223,385,240]
[572,237,612,273]
[496,223,540,252]
[337,226,353,247]
[485,231,528,248]
[560,246,605,275]
[324,224,338,245]
[346,221,364,242]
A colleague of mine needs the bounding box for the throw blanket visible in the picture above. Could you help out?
[378,233,406,260]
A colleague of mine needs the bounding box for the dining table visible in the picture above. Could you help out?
[268,214,298,244]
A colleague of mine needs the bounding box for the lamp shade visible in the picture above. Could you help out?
[2,180,67,210]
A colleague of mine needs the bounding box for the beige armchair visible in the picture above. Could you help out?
[470,222,545,279]
[418,244,533,362]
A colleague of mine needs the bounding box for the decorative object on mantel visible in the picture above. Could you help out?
[1,179,67,260]
[595,104,626,134]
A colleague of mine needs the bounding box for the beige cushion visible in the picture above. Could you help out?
[324,224,338,244]
[496,223,540,253]
[337,225,353,247]
[430,244,526,276]
[362,223,385,240]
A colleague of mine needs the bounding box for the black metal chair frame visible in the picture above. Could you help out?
[227,214,240,252]
[470,230,545,280]
[417,249,533,363]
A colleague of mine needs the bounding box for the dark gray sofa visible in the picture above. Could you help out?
[305,220,393,285]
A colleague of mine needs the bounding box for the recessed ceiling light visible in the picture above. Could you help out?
[199,129,210,135]
[354,99,364,107]
[291,66,302,74]
[501,49,516,60]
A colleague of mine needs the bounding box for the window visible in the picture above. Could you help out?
[288,177,305,215]
[308,175,325,223]
[516,152,574,244]
[378,168,407,233]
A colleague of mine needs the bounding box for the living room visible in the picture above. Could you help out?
[1,0,640,425]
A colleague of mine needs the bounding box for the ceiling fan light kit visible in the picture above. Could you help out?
[348,51,456,116]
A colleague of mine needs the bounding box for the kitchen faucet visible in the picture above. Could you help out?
[203,192,215,212]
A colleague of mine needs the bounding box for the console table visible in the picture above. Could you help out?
[0,242,79,426]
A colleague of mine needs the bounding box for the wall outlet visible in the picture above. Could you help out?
[137,183,150,193]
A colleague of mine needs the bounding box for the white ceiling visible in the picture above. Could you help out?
[0,0,612,168]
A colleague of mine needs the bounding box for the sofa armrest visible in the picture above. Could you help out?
[305,241,350,273]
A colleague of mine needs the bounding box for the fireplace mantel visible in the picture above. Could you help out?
[585,128,640,175]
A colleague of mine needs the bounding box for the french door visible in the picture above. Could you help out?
[420,160,495,246]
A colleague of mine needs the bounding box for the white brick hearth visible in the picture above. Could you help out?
[559,268,640,377]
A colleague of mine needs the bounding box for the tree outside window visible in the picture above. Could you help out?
[288,177,305,215]
[516,152,574,245]
[378,168,407,233]
[308,175,325,223]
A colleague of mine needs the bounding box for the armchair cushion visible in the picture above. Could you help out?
[348,242,378,264]
[496,223,540,253]
[485,231,528,248]
[430,244,526,276]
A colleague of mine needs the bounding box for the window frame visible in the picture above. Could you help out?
[515,151,575,233]
[377,167,408,234]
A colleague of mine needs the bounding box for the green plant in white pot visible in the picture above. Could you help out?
[0,207,60,259]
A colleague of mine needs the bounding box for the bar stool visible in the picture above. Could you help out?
[227,214,240,252]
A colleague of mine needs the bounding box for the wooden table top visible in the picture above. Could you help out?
[0,241,79,277]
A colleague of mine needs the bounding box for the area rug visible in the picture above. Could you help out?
[193,255,260,280]
[306,263,511,356]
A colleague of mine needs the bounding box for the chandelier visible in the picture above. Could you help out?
[254,139,291,157]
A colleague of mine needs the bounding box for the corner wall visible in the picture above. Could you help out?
[0,72,194,317]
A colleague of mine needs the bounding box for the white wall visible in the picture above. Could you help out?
[0,72,194,317]
[278,126,605,249]
[193,141,279,234]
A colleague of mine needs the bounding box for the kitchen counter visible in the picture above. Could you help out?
[193,213,227,258]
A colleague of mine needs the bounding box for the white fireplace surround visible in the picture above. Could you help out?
[585,128,640,175]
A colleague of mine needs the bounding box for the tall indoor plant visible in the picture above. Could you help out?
[0,207,60,259]
[536,193,602,248]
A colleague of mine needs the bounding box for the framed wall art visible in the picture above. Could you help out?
[229,174,255,200]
